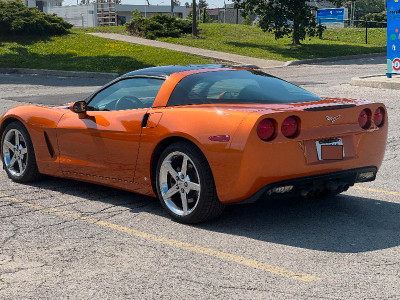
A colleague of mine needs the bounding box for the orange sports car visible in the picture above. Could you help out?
[0,65,388,223]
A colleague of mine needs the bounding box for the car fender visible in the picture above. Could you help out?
[0,105,66,176]
[134,106,252,199]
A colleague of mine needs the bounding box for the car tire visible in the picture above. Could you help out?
[155,141,225,224]
[1,122,41,183]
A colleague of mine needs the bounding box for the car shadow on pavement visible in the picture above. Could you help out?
[204,193,400,254]
[25,176,400,254]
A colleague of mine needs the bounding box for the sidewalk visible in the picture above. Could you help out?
[89,33,285,69]
[351,74,400,90]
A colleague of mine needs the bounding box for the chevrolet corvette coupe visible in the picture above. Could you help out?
[0,65,388,223]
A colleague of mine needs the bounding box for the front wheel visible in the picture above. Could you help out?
[155,142,225,223]
[1,122,41,183]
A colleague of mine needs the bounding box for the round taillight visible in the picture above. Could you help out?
[281,116,299,138]
[257,119,276,141]
[373,107,385,127]
[358,109,371,129]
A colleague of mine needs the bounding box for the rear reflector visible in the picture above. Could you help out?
[209,135,230,142]
[373,107,385,127]
[281,116,299,138]
[358,109,371,129]
[257,118,276,141]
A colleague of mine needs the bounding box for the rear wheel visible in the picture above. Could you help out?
[155,142,225,223]
[1,122,41,183]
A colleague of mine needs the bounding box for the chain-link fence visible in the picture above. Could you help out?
[317,18,387,44]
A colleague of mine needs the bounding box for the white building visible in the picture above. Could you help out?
[16,0,63,10]
[46,5,96,27]
[45,4,187,28]
[118,5,186,23]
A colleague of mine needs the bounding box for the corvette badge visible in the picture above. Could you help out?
[326,115,341,123]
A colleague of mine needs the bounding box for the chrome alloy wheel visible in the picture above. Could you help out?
[159,151,201,216]
[2,129,28,177]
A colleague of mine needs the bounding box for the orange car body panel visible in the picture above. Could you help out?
[0,105,65,178]
[0,68,388,204]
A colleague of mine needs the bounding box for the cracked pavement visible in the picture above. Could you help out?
[0,58,400,299]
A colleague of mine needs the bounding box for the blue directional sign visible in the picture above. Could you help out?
[317,8,346,23]
[387,0,400,75]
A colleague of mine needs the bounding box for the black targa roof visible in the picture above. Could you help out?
[122,64,230,78]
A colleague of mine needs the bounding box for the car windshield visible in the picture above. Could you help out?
[87,77,165,111]
[168,70,321,106]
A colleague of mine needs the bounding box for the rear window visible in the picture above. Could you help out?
[168,70,321,106]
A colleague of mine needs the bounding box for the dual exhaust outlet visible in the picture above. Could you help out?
[300,180,350,199]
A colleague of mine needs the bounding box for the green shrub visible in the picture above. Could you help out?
[361,11,387,28]
[0,0,72,36]
[126,10,191,39]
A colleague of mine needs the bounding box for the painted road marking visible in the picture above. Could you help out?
[0,193,319,282]
[353,186,400,196]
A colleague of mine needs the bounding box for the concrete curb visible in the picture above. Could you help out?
[285,52,386,66]
[350,74,400,90]
[0,68,119,79]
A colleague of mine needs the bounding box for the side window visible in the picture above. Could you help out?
[207,79,258,99]
[87,78,164,111]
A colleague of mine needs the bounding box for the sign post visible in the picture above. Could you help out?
[387,0,400,78]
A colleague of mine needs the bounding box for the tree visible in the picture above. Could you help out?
[235,0,321,45]
[331,0,347,8]
[353,0,385,19]
[200,8,212,23]
[185,2,190,7]
[0,0,72,36]
[198,0,208,9]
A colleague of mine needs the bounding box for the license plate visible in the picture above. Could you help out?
[316,138,344,160]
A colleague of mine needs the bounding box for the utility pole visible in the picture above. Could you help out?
[236,7,238,24]
[224,1,226,23]
[192,0,197,36]
[171,0,174,17]
[145,0,150,18]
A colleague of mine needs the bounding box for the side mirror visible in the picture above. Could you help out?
[70,101,87,118]
[70,101,87,113]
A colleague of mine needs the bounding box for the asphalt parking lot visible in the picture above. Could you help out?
[0,58,399,299]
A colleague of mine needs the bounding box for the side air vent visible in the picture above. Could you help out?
[43,131,54,158]
[141,113,150,128]
[304,104,356,111]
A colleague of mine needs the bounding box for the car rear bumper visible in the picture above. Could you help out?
[238,166,377,204]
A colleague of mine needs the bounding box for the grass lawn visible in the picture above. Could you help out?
[159,24,386,61]
[0,24,386,74]
[80,24,386,61]
[0,31,211,75]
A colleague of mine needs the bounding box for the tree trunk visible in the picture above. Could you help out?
[192,0,197,36]
[292,20,301,45]
[292,36,301,45]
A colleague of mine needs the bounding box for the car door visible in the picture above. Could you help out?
[56,77,165,182]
